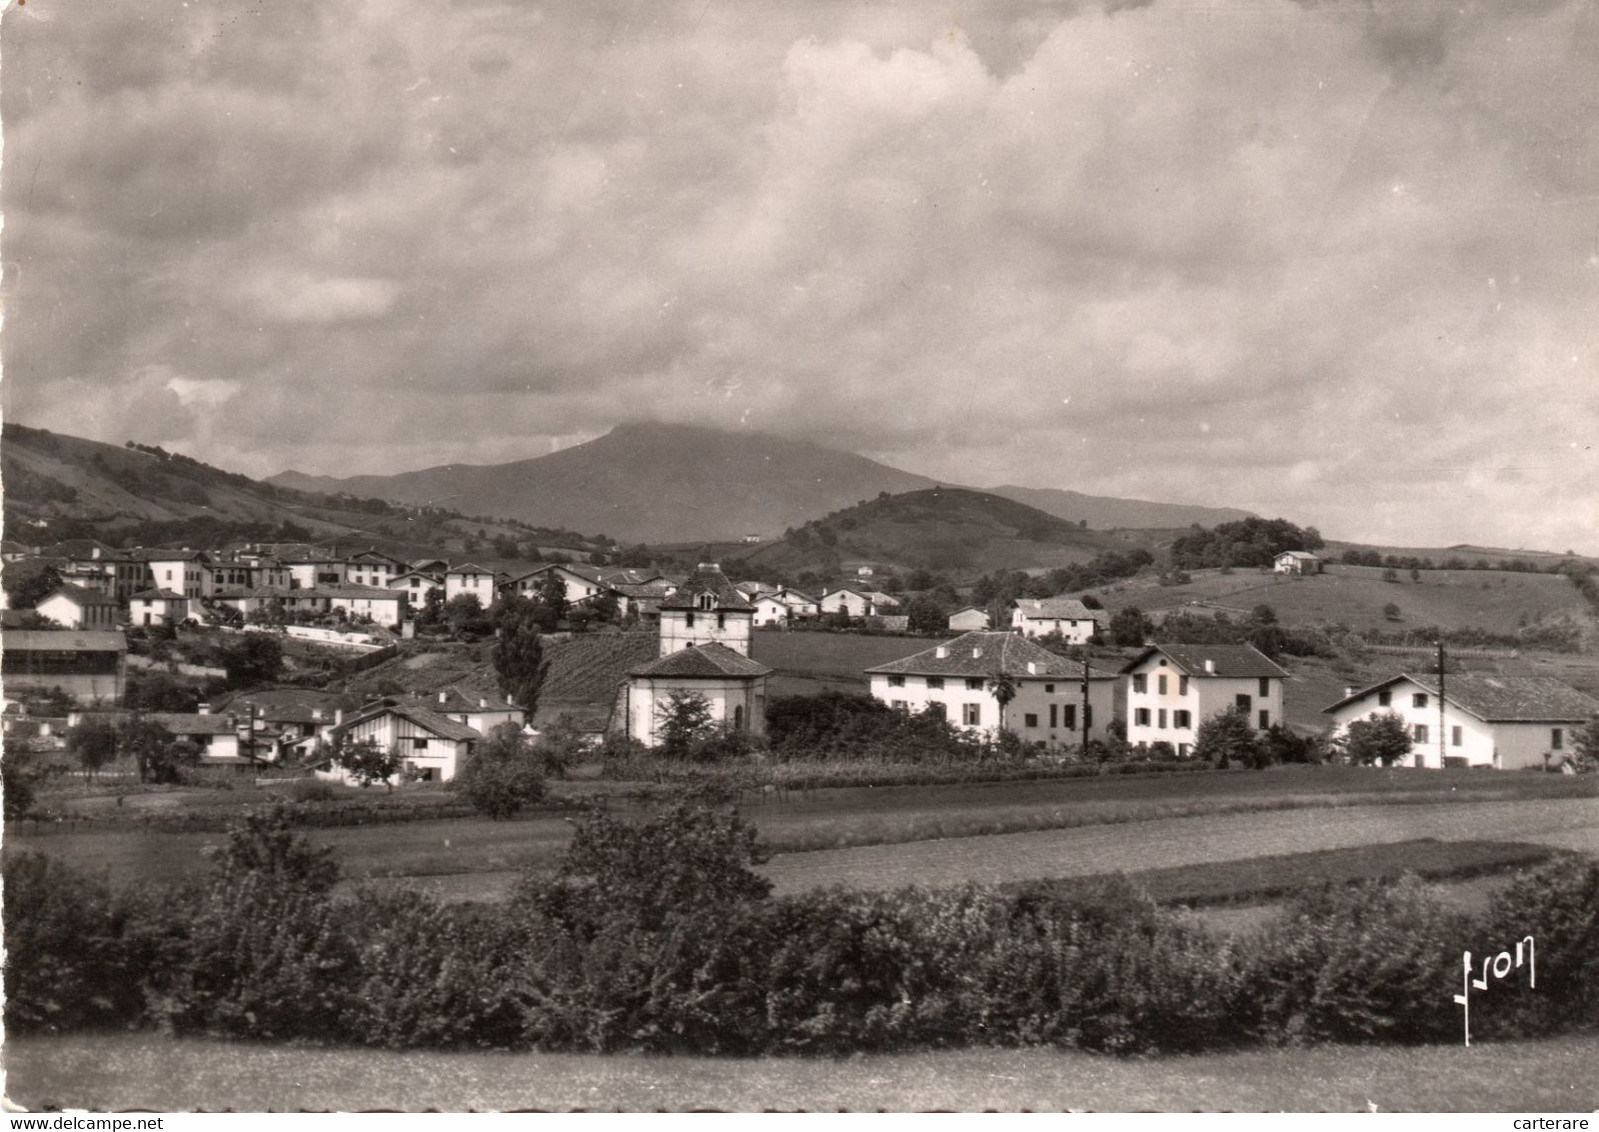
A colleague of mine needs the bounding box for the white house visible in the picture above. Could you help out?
[317,584,408,627]
[947,606,990,632]
[36,584,120,631]
[1322,673,1598,770]
[402,686,526,736]
[322,699,482,784]
[753,588,821,626]
[444,563,503,607]
[619,562,771,746]
[1011,598,1103,644]
[145,551,212,599]
[346,551,409,588]
[501,564,608,604]
[128,588,189,628]
[1274,550,1321,575]
[1122,643,1289,755]
[387,569,445,608]
[821,588,898,618]
[865,631,1119,748]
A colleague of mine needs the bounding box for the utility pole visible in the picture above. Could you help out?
[1437,639,1447,770]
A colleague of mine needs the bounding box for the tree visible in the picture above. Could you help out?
[454,722,546,819]
[531,571,570,632]
[1342,711,1414,767]
[1567,716,1599,771]
[1110,606,1152,647]
[334,736,405,792]
[2,746,42,818]
[1193,706,1261,769]
[220,633,283,689]
[3,565,62,610]
[906,593,949,634]
[119,718,188,783]
[66,719,119,782]
[443,593,493,640]
[1383,602,1403,621]
[655,689,715,758]
[491,598,548,716]
[987,672,1018,734]
[126,671,201,712]
[217,802,339,894]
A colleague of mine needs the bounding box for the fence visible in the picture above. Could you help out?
[1364,643,1520,659]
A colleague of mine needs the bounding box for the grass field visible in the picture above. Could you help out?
[752,628,934,696]
[1090,564,1589,635]
[8,1032,1597,1111]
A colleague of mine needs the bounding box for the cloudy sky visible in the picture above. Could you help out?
[3,0,1596,551]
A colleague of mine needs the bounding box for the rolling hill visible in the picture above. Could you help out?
[725,487,1156,578]
[989,485,1255,530]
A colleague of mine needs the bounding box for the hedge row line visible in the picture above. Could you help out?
[5,805,1596,1055]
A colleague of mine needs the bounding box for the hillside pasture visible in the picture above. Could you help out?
[9,1031,1597,1112]
[1092,563,1590,635]
[751,628,930,694]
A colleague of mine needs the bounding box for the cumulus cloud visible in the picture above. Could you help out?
[2,0,1595,551]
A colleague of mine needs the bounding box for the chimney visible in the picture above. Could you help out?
[1343,685,1355,698]
[439,691,448,704]
[311,709,323,721]
[479,697,488,708]
[972,647,983,659]
[197,702,210,715]
[935,646,949,659]
[92,547,101,559]
[1027,661,1040,675]
[1204,659,1215,675]
[334,708,344,726]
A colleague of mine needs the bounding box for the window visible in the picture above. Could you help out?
[1452,726,1463,747]
[962,703,981,726]
[1173,710,1191,729]
[1157,675,1168,695]
[1552,728,1564,750]
[1132,674,1147,694]
[411,737,429,751]
[887,675,905,687]
[1258,710,1270,730]
[1178,675,1189,696]
[717,613,726,629]
[733,705,745,732]
[1413,693,1428,709]
[1044,684,1055,694]
[685,611,695,627]
[927,677,945,689]
[1378,691,1391,707]
[1413,724,1429,743]
[1024,713,1039,728]
[697,593,714,610]
[1259,678,1271,697]
[966,678,984,690]
[1049,704,1058,728]
[891,700,908,712]
[1134,708,1151,726]
[1062,705,1077,730]
[1236,694,1252,711]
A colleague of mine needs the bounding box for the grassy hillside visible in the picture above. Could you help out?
[989,484,1255,530]
[1088,563,1593,636]
[729,487,1151,578]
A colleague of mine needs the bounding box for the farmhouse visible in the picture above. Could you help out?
[1322,673,1599,770]
[947,606,991,632]
[1010,597,1103,644]
[444,563,503,606]
[503,563,610,604]
[128,588,189,627]
[35,584,120,631]
[753,588,821,626]
[401,685,526,735]
[323,699,481,783]
[865,631,1119,748]
[821,588,899,618]
[619,562,772,746]
[1122,643,1289,755]
[387,569,445,607]
[1274,550,1321,575]
[315,583,408,627]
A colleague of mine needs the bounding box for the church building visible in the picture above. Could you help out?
[618,562,773,747]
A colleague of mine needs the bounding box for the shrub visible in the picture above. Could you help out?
[454,722,547,819]
[1472,856,1599,1038]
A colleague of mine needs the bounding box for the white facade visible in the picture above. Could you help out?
[1274,551,1321,575]
[36,590,119,631]
[753,594,795,626]
[1124,649,1286,754]
[659,604,753,656]
[868,669,1116,746]
[947,607,990,632]
[321,709,477,784]
[822,589,895,618]
[445,566,500,607]
[622,675,768,746]
[323,587,407,627]
[129,591,189,627]
[147,556,212,598]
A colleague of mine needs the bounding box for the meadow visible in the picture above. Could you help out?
[8,1031,1596,1111]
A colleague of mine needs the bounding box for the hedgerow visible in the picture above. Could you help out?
[5,802,1597,1055]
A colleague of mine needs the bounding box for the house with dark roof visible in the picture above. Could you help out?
[1120,643,1290,755]
[501,563,612,607]
[145,550,213,598]
[1323,673,1598,770]
[619,563,771,746]
[400,685,526,736]
[947,606,991,632]
[128,588,190,627]
[321,699,482,783]
[1010,598,1105,644]
[387,569,445,608]
[35,584,120,631]
[1274,550,1322,575]
[444,563,504,607]
[820,588,894,619]
[866,631,1119,748]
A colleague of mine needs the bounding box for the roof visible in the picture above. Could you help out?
[400,685,521,715]
[311,584,406,601]
[659,563,753,611]
[1121,643,1290,680]
[1,630,128,652]
[1013,597,1097,620]
[611,580,678,599]
[1324,673,1599,723]
[212,687,359,718]
[143,549,208,562]
[629,642,773,679]
[44,583,119,607]
[130,588,188,601]
[866,632,1119,679]
[1277,550,1320,560]
[445,562,497,576]
[144,712,241,736]
[333,700,481,742]
[949,605,988,617]
[861,591,901,607]
[211,586,302,600]
[505,563,608,586]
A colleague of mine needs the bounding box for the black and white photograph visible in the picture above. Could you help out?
[1,0,1597,1115]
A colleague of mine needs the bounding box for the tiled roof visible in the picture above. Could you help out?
[212,688,358,718]
[47,583,119,607]
[629,642,773,679]
[1324,674,1599,723]
[130,588,187,601]
[611,581,677,599]
[144,549,208,562]
[401,685,521,714]
[145,712,242,736]
[861,591,901,607]
[211,586,301,599]
[1122,644,1289,680]
[659,564,753,611]
[334,700,481,742]
[2,630,128,652]
[445,562,497,576]
[866,632,1119,679]
[1278,550,1320,560]
[312,584,406,600]
[1014,598,1097,620]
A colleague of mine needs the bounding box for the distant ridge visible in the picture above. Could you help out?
[988,484,1256,530]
